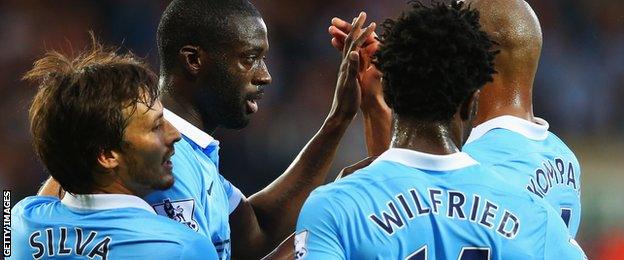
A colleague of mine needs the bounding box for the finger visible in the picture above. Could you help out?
[362,31,379,48]
[328,26,348,42]
[342,17,358,57]
[331,37,344,51]
[331,17,352,33]
[353,22,376,50]
[352,12,367,36]
[347,13,369,51]
[346,22,375,67]
[343,12,367,57]
[363,39,380,56]
[329,26,348,52]
[348,51,360,76]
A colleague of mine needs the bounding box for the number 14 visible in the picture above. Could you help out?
[406,245,491,260]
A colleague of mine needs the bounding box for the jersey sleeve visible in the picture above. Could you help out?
[217,173,244,214]
[543,203,587,259]
[295,192,346,260]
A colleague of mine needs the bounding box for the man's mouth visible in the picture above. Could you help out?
[246,91,264,114]
[163,150,175,169]
[246,99,258,114]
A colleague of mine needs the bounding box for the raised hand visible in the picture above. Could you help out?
[329,15,392,156]
[329,12,376,120]
[329,17,384,108]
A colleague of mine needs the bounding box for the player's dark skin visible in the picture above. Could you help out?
[163,13,374,259]
[463,0,542,126]
[329,0,544,154]
[40,12,375,259]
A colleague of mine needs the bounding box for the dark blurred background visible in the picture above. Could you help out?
[0,0,622,258]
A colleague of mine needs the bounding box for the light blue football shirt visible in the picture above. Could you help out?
[143,109,244,260]
[295,148,586,259]
[10,193,217,260]
[464,116,581,237]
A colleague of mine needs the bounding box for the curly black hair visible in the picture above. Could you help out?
[375,1,497,122]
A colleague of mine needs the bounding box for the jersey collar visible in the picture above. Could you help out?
[164,108,217,149]
[376,148,478,171]
[466,115,549,144]
[61,193,156,214]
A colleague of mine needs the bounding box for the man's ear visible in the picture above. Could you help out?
[178,45,203,76]
[460,90,480,121]
[97,150,120,170]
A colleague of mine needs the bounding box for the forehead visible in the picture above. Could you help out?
[226,16,268,50]
[123,98,163,127]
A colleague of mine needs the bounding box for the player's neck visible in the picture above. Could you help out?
[475,82,534,125]
[391,117,461,155]
[160,75,218,134]
[90,178,147,198]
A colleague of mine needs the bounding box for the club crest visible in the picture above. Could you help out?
[294,230,309,259]
[152,198,199,231]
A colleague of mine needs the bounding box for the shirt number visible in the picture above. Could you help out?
[406,245,491,260]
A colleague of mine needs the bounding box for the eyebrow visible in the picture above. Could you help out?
[243,46,267,53]
[153,112,164,123]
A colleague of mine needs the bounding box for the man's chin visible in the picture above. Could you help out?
[222,116,250,130]
[152,174,175,191]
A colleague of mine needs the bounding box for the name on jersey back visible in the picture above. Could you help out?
[369,188,520,239]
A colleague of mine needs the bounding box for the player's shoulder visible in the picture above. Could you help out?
[308,160,432,215]
[463,129,535,166]
[124,210,206,241]
[544,131,577,157]
[12,196,59,215]
[471,165,548,205]
[107,208,212,248]
[464,129,528,158]
[304,169,381,215]
[314,160,407,196]
[126,213,217,257]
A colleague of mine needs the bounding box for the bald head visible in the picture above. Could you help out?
[464,0,543,123]
[467,0,542,49]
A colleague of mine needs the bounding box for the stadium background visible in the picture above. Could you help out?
[0,0,622,258]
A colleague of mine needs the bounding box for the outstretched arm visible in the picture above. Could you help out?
[230,12,377,259]
[260,155,377,260]
[329,17,392,156]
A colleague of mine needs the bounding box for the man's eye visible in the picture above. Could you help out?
[245,56,256,64]
[153,124,163,131]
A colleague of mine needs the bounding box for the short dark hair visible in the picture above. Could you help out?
[375,1,497,122]
[157,0,261,73]
[24,40,159,194]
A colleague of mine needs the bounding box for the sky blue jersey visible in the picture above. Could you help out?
[295,148,586,260]
[464,116,581,237]
[143,109,244,260]
[10,194,217,260]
